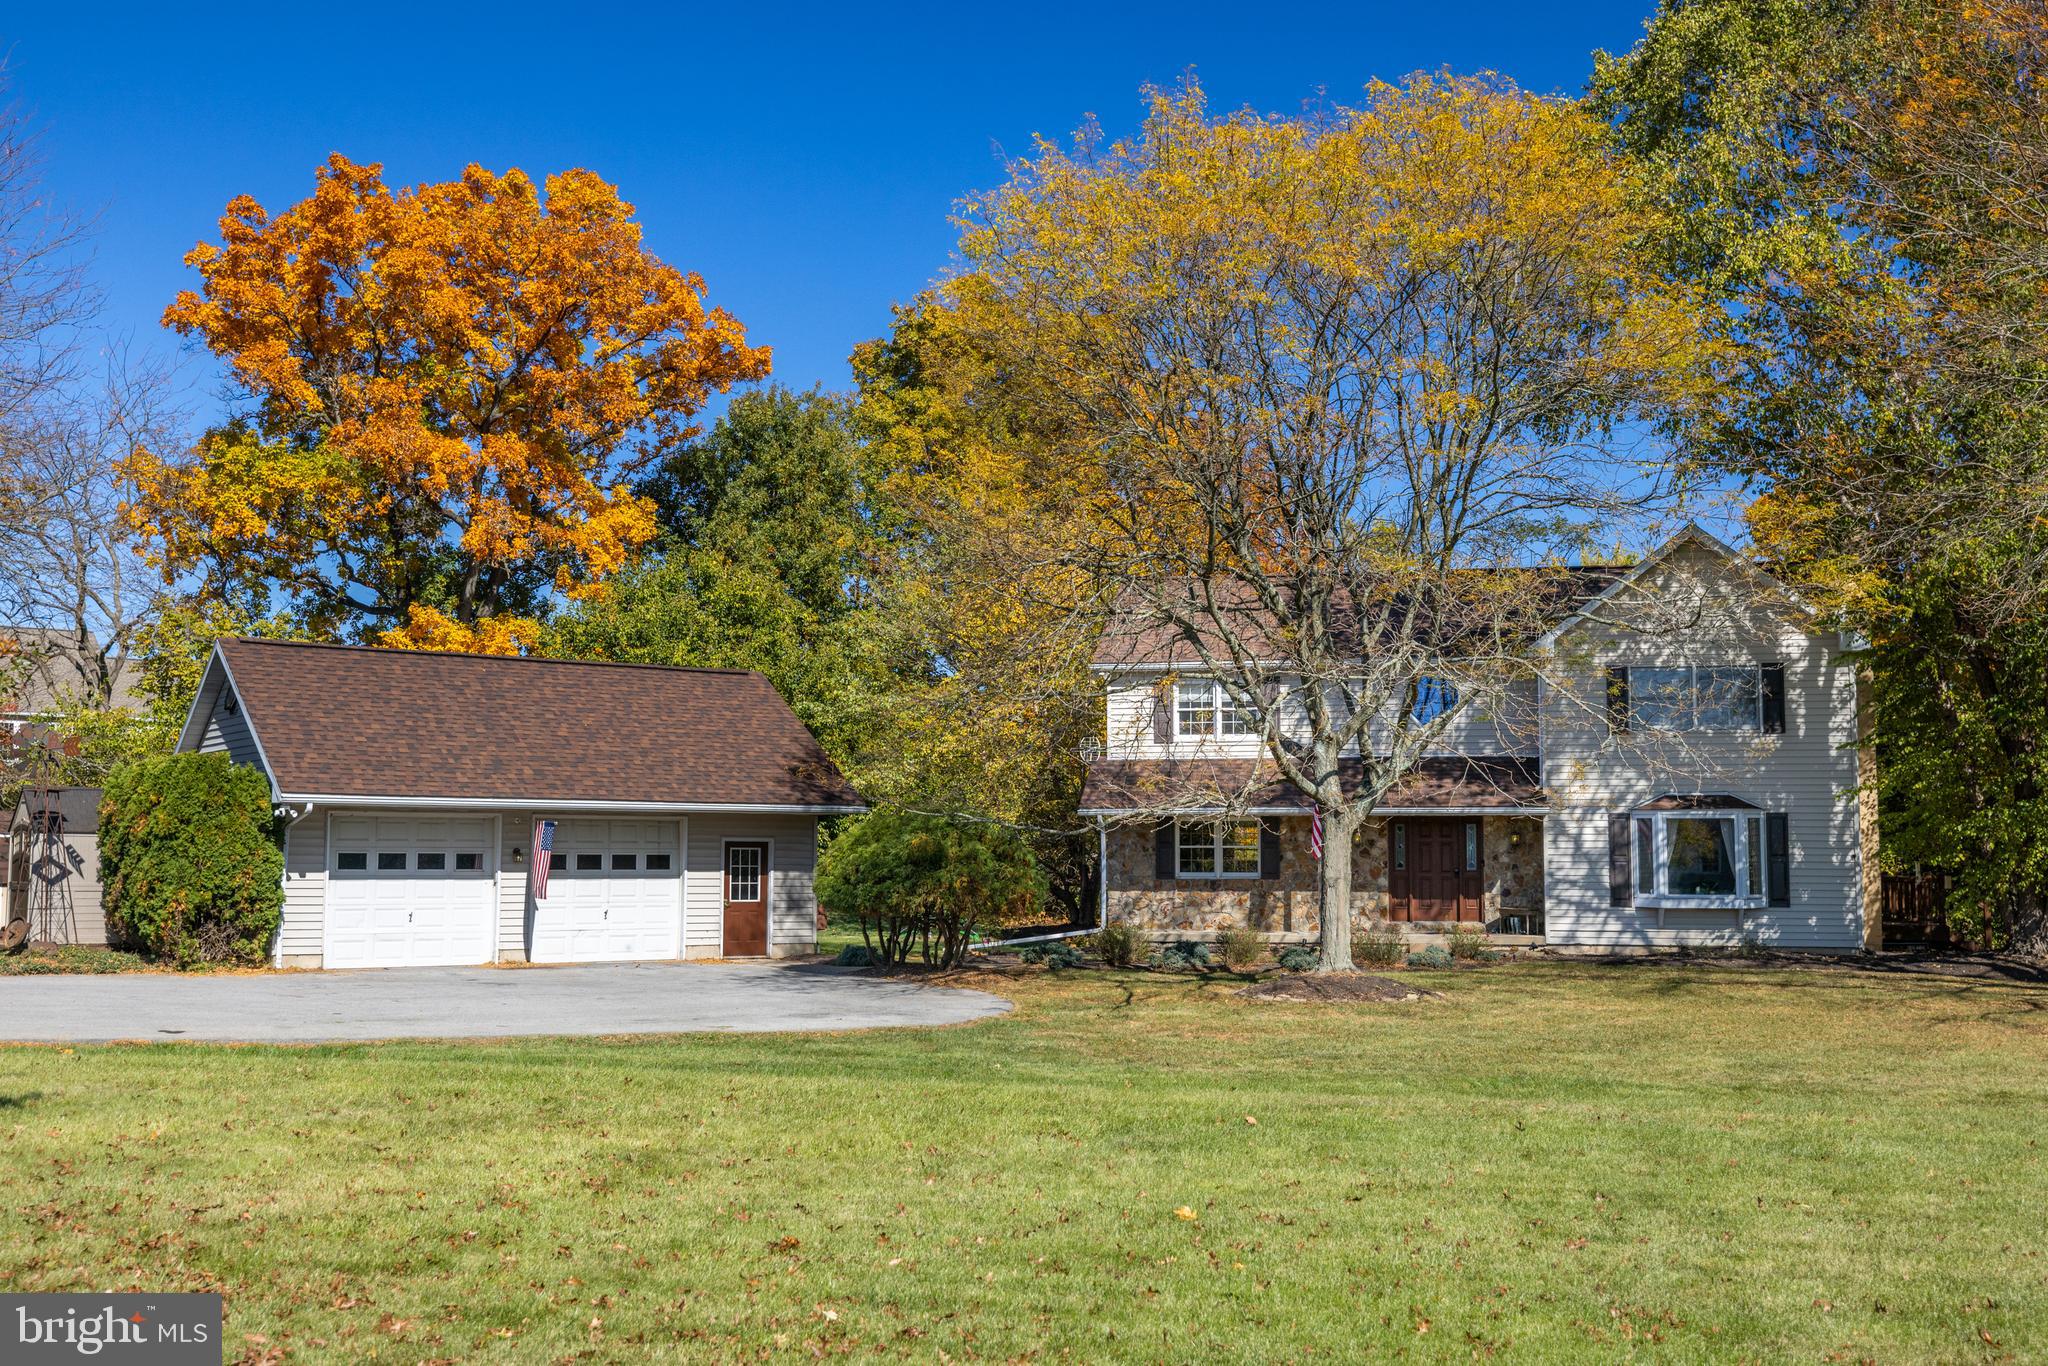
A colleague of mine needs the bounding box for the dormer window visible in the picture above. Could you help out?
[1173,679,1256,739]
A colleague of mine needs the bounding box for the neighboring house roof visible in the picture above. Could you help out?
[0,628,140,716]
[195,638,866,811]
[1091,567,1626,670]
[12,786,103,835]
[1079,756,1545,816]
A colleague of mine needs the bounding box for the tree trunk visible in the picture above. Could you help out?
[1316,808,1360,972]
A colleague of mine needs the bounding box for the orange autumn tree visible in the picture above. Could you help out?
[123,155,771,652]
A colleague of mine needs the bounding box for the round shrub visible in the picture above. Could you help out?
[1275,944,1318,972]
[1092,922,1141,969]
[99,752,284,967]
[834,944,876,967]
[1405,944,1454,970]
[815,809,1047,969]
[1216,926,1266,973]
[1156,940,1212,971]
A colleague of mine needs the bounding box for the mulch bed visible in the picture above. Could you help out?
[1237,972,1442,1004]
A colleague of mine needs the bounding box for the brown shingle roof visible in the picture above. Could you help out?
[216,638,864,809]
[1091,568,1627,668]
[1079,756,1544,814]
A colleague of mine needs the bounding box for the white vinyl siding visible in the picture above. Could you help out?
[1539,541,1864,949]
[278,812,327,964]
[1102,674,1537,761]
[684,814,820,955]
[194,689,263,768]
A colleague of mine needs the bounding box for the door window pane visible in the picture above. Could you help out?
[646,853,672,872]
[376,851,406,871]
[455,852,481,871]
[548,852,567,871]
[1464,823,1479,871]
[575,852,602,872]
[1666,817,1737,895]
[611,853,638,871]
[727,846,762,900]
[336,851,367,871]
[1220,821,1261,875]
[416,851,447,871]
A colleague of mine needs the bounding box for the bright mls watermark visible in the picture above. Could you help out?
[1,1295,220,1363]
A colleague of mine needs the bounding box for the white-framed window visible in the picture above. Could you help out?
[1631,810,1767,907]
[1174,679,1257,739]
[1628,665,1762,732]
[1176,819,1262,878]
[1179,671,1253,737]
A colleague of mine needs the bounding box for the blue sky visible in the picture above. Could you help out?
[5,2,1657,414]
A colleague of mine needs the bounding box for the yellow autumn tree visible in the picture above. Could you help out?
[123,155,771,652]
[878,75,1725,967]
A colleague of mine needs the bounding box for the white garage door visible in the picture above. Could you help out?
[530,819,681,963]
[326,815,496,969]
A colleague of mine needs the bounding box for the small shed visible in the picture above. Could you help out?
[6,787,107,947]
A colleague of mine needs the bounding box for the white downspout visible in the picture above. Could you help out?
[273,803,314,969]
[1097,816,1108,928]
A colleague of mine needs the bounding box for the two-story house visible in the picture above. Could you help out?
[1078,527,1877,951]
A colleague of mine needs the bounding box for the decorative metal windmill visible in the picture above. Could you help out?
[1,727,79,952]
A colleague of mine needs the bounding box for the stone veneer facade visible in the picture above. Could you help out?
[1104,815,1546,934]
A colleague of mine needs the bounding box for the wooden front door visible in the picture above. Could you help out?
[723,842,769,956]
[1388,818,1483,922]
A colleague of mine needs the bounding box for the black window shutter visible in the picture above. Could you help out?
[1259,819,1281,880]
[1608,813,1633,906]
[1154,821,1177,879]
[1760,663,1786,734]
[1766,812,1791,906]
[1605,667,1630,734]
[1152,682,1173,745]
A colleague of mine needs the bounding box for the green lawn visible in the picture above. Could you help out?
[2,962,2044,1362]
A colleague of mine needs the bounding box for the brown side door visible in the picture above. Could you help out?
[722,842,769,956]
[1388,818,1483,922]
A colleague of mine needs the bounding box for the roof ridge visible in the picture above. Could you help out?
[222,636,765,680]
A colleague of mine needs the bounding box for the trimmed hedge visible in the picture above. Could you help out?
[99,752,284,967]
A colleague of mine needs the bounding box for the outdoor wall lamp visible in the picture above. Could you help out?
[511,846,525,864]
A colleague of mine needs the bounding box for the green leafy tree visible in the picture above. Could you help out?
[541,386,895,770]
[815,809,1047,969]
[1596,0,2048,948]
[99,751,284,966]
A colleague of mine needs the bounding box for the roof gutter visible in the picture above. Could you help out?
[275,793,868,815]
[1078,805,1551,819]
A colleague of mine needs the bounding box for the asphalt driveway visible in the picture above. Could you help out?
[0,961,1011,1043]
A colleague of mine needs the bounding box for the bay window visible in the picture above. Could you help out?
[1631,809,1767,906]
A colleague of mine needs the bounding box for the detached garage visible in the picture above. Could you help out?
[174,638,866,970]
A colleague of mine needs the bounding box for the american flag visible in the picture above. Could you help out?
[1309,807,1325,861]
[532,819,557,900]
